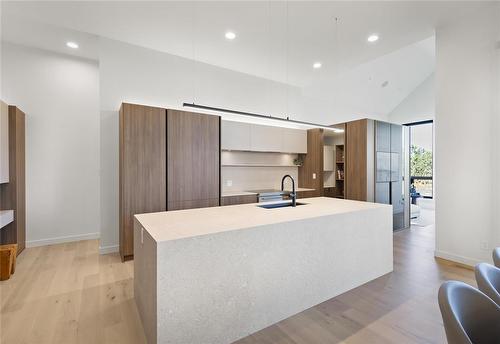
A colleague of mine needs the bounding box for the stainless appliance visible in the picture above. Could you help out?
[247,189,284,203]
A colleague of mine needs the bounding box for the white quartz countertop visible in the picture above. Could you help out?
[0,210,14,229]
[135,197,391,243]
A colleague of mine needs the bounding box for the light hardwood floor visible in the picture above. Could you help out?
[1,225,474,344]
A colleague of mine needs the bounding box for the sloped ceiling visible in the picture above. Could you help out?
[2,1,486,121]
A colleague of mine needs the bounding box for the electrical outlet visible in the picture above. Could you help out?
[312,173,316,180]
[480,241,489,251]
[226,180,233,187]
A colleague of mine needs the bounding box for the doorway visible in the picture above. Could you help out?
[405,120,434,227]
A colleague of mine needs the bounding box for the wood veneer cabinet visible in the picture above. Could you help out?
[167,109,220,211]
[221,194,257,206]
[345,119,374,201]
[119,103,167,261]
[297,129,324,197]
[119,104,221,260]
[0,106,26,254]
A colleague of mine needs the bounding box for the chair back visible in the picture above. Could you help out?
[438,281,500,344]
[475,263,500,306]
[493,247,500,268]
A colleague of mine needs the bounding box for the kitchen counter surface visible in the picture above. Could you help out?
[135,197,389,243]
[134,196,393,344]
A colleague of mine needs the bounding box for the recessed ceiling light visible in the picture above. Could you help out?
[367,34,379,43]
[313,62,322,69]
[66,41,79,49]
[225,31,236,40]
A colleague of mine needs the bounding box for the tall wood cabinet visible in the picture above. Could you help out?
[345,119,375,201]
[119,104,167,261]
[0,105,26,254]
[298,129,324,197]
[119,104,221,261]
[167,110,220,210]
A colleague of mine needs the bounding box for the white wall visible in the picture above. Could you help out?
[435,6,500,266]
[99,38,304,253]
[1,43,100,246]
[388,74,435,124]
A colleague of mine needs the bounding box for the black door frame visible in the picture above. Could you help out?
[403,120,434,199]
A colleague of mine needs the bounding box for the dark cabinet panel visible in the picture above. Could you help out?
[167,110,220,209]
[298,129,323,197]
[345,120,367,201]
[221,195,258,206]
[0,106,26,254]
[375,121,391,153]
[168,198,220,211]
[119,103,167,261]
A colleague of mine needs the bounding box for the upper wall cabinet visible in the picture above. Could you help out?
[221,120,307,154]
[221,120,251,151]
[0,101,9,184]
[281,128,307,154]
[250,124,282,152]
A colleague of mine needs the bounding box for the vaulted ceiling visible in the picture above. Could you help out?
[2,1,493,119]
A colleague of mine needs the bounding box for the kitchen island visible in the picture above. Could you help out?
[134,197,393,344]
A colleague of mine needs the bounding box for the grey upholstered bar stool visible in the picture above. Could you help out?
[493,248,500,268]
[475,263,500,306]
[438,281,500,344]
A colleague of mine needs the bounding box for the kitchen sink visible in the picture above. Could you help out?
[257,201,308,209]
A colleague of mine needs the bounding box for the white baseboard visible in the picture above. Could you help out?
[27,232,100,248]
[99,244,119,255]
[434,250,482,267]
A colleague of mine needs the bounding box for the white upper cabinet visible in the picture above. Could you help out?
[281,128,307,154]
[221,120,308,153]
[250,124,282,152]
[323,145,334,171]
[221,120,251,151]
[0,101,9,184]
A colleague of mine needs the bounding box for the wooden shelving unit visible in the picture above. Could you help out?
[335,144,345,198]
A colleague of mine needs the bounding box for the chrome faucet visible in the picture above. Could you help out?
[281,175,296,207]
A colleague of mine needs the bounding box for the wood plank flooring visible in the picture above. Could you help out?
[1,225,474,344]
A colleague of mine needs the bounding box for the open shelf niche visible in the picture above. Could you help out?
[323,124,345,199]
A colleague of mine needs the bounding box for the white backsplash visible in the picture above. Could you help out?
[221,151,299,192]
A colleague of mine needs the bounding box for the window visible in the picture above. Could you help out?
[408,121,433,198]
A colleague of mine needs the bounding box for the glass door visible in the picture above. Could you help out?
[405,120,434,227]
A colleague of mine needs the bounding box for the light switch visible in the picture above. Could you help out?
[226,180,233,187]
[312,173,316,179]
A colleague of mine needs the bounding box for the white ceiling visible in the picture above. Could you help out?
[1,1,495,119]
